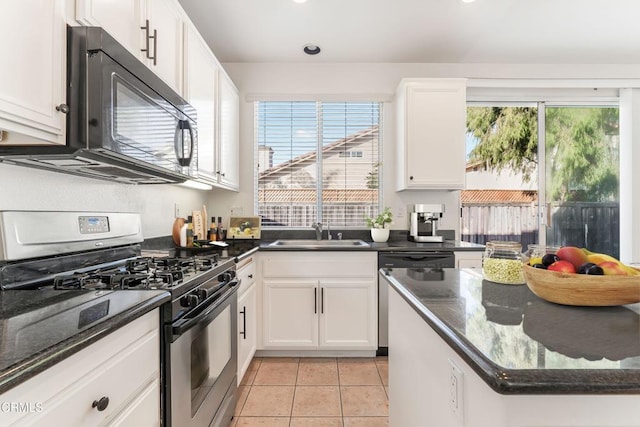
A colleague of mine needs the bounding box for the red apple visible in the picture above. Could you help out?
[598,261,629,276]
[547,260,577,274]
[556,246,589,270]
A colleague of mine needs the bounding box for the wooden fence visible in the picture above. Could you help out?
[461,203,619,257]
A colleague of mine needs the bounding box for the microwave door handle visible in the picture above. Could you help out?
[175,120,194,167]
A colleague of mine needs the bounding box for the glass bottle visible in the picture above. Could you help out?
[186,215,194,247]
[482,241,525,285]
[208,216,217,241]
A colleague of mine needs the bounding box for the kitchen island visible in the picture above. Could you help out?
[381,268,640,427]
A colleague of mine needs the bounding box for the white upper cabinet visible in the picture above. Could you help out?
[76,0,186,95]
[0,0,66,144]
[75,0,145,59]
[217,73,240,190]
[396,78,467,190]
[184,21,240,191]
[145,0,185,94]
[184,24,219,182]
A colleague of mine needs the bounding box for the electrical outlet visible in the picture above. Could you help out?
[449,359,464,425]
[230,206,244,216]
[174,203,180,218]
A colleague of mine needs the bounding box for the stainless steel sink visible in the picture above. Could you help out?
[267,239,370,248]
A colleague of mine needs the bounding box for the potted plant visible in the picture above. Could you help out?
[366,207,393,243]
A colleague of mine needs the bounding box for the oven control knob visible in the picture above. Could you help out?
[218,271,235,282]
[180,293,200,308]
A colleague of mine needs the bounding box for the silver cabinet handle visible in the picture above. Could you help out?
[141,19,151,59]
[150,28,157,65]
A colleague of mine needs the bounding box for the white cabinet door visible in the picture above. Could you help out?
[396,78,467,190]
[76,0,185,95]
[75,0,146,61]
[146,0,184,94]
[217,72,240,190]
[454,251,483,268]
[0,310,160,426]
[185,24,219,182]
[319,280,377,349]
[238,282,257,383]
[0,0,66,144]
[263,280,318,348]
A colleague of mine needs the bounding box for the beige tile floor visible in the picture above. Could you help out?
[233,357,389,427]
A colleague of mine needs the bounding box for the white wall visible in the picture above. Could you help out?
[0,163,208,239]
[209,62,640,238]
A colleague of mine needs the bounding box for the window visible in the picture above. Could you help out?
[255,101,381,228]
[463,103,620,257]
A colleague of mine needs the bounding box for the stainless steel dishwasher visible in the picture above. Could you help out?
[377,251,455,355]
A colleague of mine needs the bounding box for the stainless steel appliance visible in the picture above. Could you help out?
[0,211,238,427]
[0,26,197,184]
[377,251,455,354]
[408,204,445,243]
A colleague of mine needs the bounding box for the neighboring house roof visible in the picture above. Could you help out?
[258,189,378,203]
[461,190,538,204]
[259,126,379,180]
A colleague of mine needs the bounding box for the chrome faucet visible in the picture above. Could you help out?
[312,222,323,240]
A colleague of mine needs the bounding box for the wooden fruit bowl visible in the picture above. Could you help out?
[523,264,640,306]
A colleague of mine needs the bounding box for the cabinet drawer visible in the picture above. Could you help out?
[1,310,160,426]
[237,257,256,296]
[262,252,376,279]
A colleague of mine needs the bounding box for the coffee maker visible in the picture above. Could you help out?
[408,204,444,242]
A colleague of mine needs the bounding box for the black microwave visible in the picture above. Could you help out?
[0,26,197,184]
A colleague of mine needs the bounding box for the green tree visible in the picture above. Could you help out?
[545,107,619,202]
[467,107,619,202]
[467,107,538,182]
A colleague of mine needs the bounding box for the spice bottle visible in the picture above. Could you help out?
[482,241,525,285]
[186,216,194,247]
[208,216,217,241]
[216,216,226,241]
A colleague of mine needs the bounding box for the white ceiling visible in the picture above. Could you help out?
[177,0,640,64]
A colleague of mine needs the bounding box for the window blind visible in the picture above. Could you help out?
[255,101,381,228]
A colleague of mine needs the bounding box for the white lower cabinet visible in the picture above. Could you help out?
[237,255,257,383]
[261,252,377,351]
[0,309,161,427]
[454,251,484,268]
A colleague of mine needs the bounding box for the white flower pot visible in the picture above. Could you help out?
[371,228,390,243]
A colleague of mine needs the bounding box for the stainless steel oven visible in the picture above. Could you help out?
[167,264,238,427]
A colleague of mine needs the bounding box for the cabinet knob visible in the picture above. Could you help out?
[92,396,109,412]
[248,274,253,279]
[409,175,414,180]
[55,104,69,114]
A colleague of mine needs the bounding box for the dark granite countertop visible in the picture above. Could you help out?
[143,233,484,255]
[0,289,170,394]
[381,267,640,394]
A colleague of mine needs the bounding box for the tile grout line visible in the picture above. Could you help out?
[288,358,300,427]
[335,357,345,425]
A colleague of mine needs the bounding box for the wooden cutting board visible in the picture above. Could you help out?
[192,210,205,240]
[172,217,185,246]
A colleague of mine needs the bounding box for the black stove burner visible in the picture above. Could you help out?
[51,254,220,291]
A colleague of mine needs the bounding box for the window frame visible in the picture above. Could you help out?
[253,100,383,229]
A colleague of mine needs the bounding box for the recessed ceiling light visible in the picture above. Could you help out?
[461,0,476,3]
[293,0,307,3]
[303,44,321,55]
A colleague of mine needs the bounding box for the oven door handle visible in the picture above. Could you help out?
[171,282,238,339]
